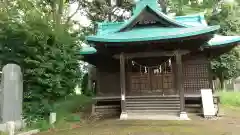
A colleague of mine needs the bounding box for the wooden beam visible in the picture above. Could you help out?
[175,50,185,113]
[120,53,126,113]
[113,50,189,59]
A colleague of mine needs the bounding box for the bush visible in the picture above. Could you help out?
[54,95,92,114]
[218,91,240,106]
[0,1,82,123]
[26,95,92,131]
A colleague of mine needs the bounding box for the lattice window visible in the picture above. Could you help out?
[184,64,208,78]
[183,62,210,93]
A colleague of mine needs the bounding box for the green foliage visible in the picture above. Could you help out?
[206,4,240,88]
[79,0,134,22]
[211,49,240,80]
[81,73,95,96]
[54,95,92,114]
[0,0,82,123]
[218,91,240,106]
[33,119,51,131]
[171,0,240,86]
[207,4,240,36]
[27,95,91,131]
[65,114,81,122]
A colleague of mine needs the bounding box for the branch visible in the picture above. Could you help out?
[66,1,81,24]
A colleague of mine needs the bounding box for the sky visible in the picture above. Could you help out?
[68,0,236,27]
[69,3,91,27]
[69,0,140,27]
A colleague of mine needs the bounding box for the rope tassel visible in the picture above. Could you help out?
[159,65,162,73]
[144,66,147,73]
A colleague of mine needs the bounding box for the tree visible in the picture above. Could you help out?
[0,0,82,122]
[207,4,240,89]
[211,49,240,89]
[174,0,240,89]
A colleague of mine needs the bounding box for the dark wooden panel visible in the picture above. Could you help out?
[183,56,211,94]
[97,71,121,96]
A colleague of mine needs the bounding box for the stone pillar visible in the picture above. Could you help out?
[120,53,127,120]
[0,64,23,126]
[175,51,189,120]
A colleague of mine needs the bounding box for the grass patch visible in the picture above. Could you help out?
[54,95,92,116]
[26,95,92,131]
[218,91,240,107]
[53,95,92,126]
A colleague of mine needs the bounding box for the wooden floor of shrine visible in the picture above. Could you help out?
[93,94,219,100]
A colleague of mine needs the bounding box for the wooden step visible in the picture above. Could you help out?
[126,103,180,107]
[126,106,180,110]
[127,110,179,114]
[126,98,180,102]
[95,105,120,109]
[185,104,201,108]
[126,101,180,104]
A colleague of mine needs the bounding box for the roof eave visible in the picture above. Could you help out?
[116,5,191,32]
[86,25,220,43]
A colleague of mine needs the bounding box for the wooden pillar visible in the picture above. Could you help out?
[175,51,189,119]
[120,53,127,119]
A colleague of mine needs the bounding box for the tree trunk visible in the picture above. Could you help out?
[57,0,64,27]
[178,0,183,15]
[159,0,167,13]
[219,72,225,90]
[107,0,112,21]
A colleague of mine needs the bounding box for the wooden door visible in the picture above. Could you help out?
[128,69,175,96]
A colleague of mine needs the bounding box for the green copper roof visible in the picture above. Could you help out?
[80,46,97,55]
[208,35,240,47]
[81,0,240,55]
[116,6,190,32]
[174,13,208,26]
[97,22,124,35]
[87,26,220,43]
[96,13,208,36]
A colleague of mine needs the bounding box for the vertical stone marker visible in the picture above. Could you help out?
[0,64,23,127]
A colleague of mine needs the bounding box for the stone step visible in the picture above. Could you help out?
[126,113,180,120]
[126,106,180,110]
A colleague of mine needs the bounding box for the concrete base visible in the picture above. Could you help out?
[179,112,190,120]
[120,112,128,120]
[0,120,25,132]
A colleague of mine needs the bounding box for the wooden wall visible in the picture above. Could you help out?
[95,54,212,97]
[183,55,211,94]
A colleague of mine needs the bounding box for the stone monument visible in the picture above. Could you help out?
[0,64,23,131]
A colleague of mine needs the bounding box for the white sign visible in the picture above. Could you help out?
[49,112,56,125]
[201,89,215,116]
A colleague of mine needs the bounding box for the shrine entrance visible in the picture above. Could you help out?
[126,57,176,96]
